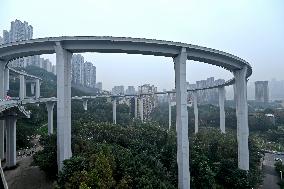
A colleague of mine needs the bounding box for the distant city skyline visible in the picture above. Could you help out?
[1,0,284,92]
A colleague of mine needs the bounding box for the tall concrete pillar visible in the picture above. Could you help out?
[19,75,25,100]
[31,83,35,95]
[5,115,17,168]
[4,67,9,96]
[83,100,88,111]
[55,42,72,171]
[35,79,40,99]
[134,97,138,118]
[24,81,27,98]
[234,67,249,171]
[139,97,143,122]
[218,87,226,133]
[174,47,190,188]
[112,98,117,124]
[193,91,198,134]
[168,93,172,130]
[0,62,5,160]
[46,102,55,135]
[0,122,4,161]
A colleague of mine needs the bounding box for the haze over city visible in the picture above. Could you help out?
[1,0,284,91]
[2,1,284,189]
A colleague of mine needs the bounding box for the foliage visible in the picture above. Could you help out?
[16,104,47,149]
[191,129,263,189]
[33,134,58,179]
[58,122,177,188]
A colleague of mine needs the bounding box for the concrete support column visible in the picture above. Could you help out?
[19,75,25,100]
[0,122,4,161]
[139,97,143,122]
[55,42,72,171]
[46,102,55,135]
[174,47,190,188]
[83,100,88,111]
[218,87,226,133]
[168,93,172,130]
[234,67,249,171]
[0,62,5,161]
[134,97,138,118]
[35,79,40,99]
[4,67,9,96]
[24,81,27,98]
[193,91,198,134]
[112,98,117,124]
[5,115,17,168]
[31,83,35,95]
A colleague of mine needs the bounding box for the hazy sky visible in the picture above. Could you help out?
[1,0,284,91]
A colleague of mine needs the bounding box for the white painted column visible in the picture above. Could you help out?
[218,87,226,133]
[5,115,17,168]
[31,83,35,95]
[83,100,88,111]
[134,97,138,118]
[139,97,143,122]
[112,98,117,124]
[19,75,25,100]
[46,102,55,135]
[55,42,72,171]
[24,80,27,98]
[0,123,4,161]
[168,93,172,130]
[234,67,249,171]
[174,47,190,188]
[193,91,198,134]
[4,67,9,96]
[0,62,5,160]
[35,79,40,99]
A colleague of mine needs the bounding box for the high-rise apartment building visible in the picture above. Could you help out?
[42,59,52,72]
[3,19,33,43]
[138,84,158,120]
[126,86,136,95]
[188,77,225,104]
[71,54,85,85]
[84,62,96,88]
[0,36,3,45]
[255,81,269,102]
[2,20,54,73]
[52,65,56,75]
[96,82,102,91]
[112,86,125,95]
[71,54,96,88]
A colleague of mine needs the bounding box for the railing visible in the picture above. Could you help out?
[0,161,8,189]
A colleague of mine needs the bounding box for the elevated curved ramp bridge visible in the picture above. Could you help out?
[0,36,252,189]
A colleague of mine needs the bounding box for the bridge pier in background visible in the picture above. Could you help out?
[139,97,143,122]
[193,91,198,134]
[174,48,190,189]
[35,79,40,99]
[83,100,88,111]
[0,62,5,160]
[112,98,117,124]
[31,82,35,95]
[134,97,138,118]
[168,93,172,130]
[234,67,249,171]
[55,42,72,171]
[46,102,55,135]
[4,67,9,96]
[19,75,25,100]
[5,115,17,168]
[218,87,226,133]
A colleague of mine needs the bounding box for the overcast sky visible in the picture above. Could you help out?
[1,0,284,91]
